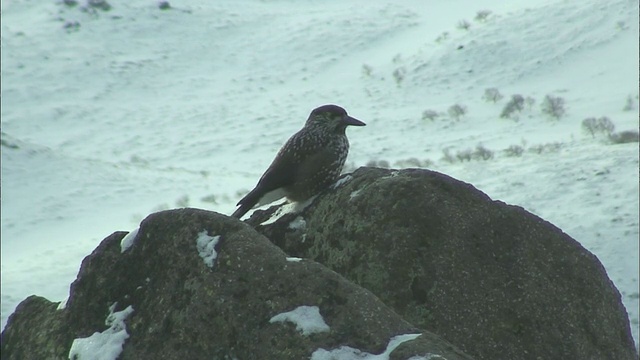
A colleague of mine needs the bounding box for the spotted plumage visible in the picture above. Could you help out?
[231,104,365,219]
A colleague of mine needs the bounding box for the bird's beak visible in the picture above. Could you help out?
[343,116,366,126]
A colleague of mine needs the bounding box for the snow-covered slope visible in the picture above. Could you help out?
[1,0,638,347]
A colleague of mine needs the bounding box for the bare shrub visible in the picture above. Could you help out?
[448,104,467,120]
[392,67,406,86]
[450,145,494,162]
[362,64,373,77]
[394,158,434,168]
[529,142,563,154]
[483,88,503,103]
[472,145,494,160]
[200,194,218,204]
[457,20,471,30]
[63,20,81,32]
[475,10,492,22]
[422,110,440,121]
[441,149,456,163]
[456,149,473,162]
[435,32,449,43]
[500,95,525,119]
[442,146,494,163]
[582,116,615,138]
[528,145,544,154]
[541,95,566,119]
[503,145,524,157]
[609,131,640,144]
[596,116,615,135]
[87,0,111,11]
[582,117,598,138]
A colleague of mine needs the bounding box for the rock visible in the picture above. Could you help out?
[1,208,472,360]
[247,167,639,360]
[0,296,71,359]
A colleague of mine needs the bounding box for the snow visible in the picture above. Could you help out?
[286,257,303,262]
[1,0,637,349]
[68,302,134,360]
[195,231,220,268]
[120,227,139,253]
[56,296,68,311]
[332,175,353,189]
[269,305,330,336]
[311,333,422,360]
[288,216,306,230]
[261,196,316,225]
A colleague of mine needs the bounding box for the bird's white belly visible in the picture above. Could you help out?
[256,187,289,207]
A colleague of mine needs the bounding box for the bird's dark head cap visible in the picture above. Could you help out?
[307,104,365,133]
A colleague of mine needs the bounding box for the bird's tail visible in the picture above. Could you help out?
[230,188,263,219]
[231,204,252,219]
[231,205,251,219]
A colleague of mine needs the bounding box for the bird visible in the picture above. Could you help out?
[231,104,365,219]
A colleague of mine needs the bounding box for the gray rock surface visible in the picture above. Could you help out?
[1,208,472,360]
[247,167,638,360]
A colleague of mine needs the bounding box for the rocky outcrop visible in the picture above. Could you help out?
[247,167,638,360]
[1,208,472,360]
[2,167,637,360]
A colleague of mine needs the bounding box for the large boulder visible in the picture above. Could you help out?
[247,167,638,360]
[1,208,472,360]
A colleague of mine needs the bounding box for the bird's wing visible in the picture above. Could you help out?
[254,131,328,194]
[288,144,340,192]
[232,131,328,218]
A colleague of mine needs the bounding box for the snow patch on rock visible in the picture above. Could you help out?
[196,231,220,268]
[68,302,134,360]
[120,227,139,253]
[312,333,422,360]
[288,216,307,230]
[269,305,330,336]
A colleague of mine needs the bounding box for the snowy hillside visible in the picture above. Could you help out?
[1,0,638,348]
